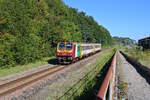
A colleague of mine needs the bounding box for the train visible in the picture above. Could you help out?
[56,42,101,63]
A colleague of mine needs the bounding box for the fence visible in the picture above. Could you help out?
[96,52,117,100]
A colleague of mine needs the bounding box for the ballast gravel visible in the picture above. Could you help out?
[29,52,105,100]
[2,49,110,100]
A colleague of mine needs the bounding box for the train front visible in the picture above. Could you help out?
[56,42,74,63]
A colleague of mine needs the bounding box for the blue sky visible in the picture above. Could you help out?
[63,0,150,41]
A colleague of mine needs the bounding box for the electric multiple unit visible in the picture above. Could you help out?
[56,42,101,63]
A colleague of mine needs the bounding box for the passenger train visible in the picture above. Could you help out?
[56,42,101,63]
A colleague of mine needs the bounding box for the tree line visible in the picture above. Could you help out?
[0,0,113,68]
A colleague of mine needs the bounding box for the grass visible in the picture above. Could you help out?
[119,82,128,92]
[125,49,150,68]
[117,44,150,68]
[54,49,115,100]
[72,49,115,99]
[0,56,55,77]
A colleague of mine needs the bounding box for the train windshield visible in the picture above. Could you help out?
[66,43,72,50]
[59,43,65,50]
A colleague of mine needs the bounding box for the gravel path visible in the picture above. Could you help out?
[119,53,150,100]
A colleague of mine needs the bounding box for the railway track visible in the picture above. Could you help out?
[0,65,65,96]
[0,50,104,98]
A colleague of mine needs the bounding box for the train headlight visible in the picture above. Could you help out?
[57,53,59,56]
[57,52,61,55]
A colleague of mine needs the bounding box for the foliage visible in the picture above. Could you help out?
[125,49,150,67]
[119,82,128,92]
[113,36,136,46]
[0,0,112,67]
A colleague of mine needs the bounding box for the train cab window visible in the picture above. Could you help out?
[66,43,72,50]
[59,43,65,50]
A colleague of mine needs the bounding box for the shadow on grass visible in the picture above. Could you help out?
[120,51,150,85]
[74,54,114,100]
[47,58,58,65]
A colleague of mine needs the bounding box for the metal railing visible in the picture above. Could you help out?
[97,52,117,100]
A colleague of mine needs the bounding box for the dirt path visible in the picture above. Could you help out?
[119,53,150,100]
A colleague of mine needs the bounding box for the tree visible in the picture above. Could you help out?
[0,0,113,68]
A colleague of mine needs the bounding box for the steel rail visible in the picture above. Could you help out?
[0,50,103,97]
[0,65,64,96]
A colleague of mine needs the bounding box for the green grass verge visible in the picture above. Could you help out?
[125,49,150,68]
[58,49,115,100]
[0,56,55,77]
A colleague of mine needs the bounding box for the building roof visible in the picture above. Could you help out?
[139,36,150,41]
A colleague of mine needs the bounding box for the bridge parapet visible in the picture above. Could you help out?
[97,52,117,100]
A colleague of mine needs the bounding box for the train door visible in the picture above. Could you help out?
[77,44,81,58]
